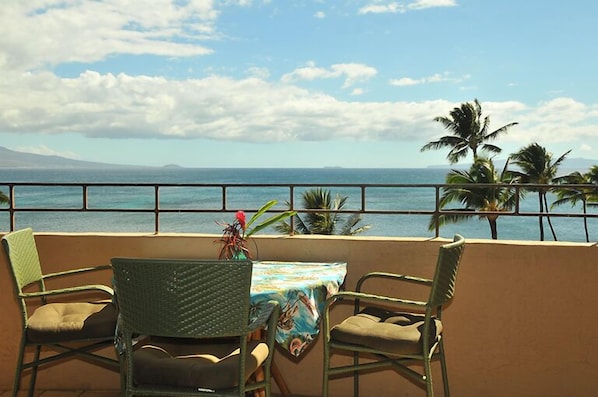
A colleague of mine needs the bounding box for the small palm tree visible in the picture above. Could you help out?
[509,143,570,241]
[552,165,598,242]
[0,190,9,205]
[275,187,371,235]
[421,98,518,164]
[430,157,517,239]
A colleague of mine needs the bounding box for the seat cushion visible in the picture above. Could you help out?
[330,306,443,355]
[27,301,117,343]
[133,339,269,390]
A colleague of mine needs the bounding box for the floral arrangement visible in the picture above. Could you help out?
[217,200,296,260]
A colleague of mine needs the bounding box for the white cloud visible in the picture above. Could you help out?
[0,67,596,155]
[246,67,270,79]
[579,143,593,152]
[389,72,469,86]
[0,1,217,72]
[314,11,326,18]
[407,0,458,10]
[281,62,377,88]
[359,0,457,14]
[492,98,598,149]
[0,68,445,143]
[359,3,404,14]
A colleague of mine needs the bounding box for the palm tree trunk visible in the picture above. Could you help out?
[487,217,498,240]
[543,194,558,241]
[583,201,590,243]
[538,193,545,241]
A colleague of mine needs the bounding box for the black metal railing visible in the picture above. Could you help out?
[1,181,597,240]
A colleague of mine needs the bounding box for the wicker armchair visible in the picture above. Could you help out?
[111,257,280,397]
[322,234,465,397]
[1,228,119,397]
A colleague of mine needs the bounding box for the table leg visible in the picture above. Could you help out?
[252,357,291,396]
[249,329,291,397]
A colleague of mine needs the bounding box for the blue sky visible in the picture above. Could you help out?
[0,0,596,168]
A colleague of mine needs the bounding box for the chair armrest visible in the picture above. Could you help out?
[20,284,114,300]
[326,290,427,312]
[357,272,432,292]
[43,264,112,280]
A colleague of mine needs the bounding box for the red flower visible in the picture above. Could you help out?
[235,210,246,231]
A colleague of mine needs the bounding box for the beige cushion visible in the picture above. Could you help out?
[27,301,117,343]
[330,306,442,355]
[133,339,269,390]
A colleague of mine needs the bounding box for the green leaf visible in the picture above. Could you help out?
[246,210,297,237]
[245,200,278,231]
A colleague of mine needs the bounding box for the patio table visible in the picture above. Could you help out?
[250,260,347,357]
[249,260,346,396]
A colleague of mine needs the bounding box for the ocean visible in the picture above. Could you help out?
[0,167,595,242]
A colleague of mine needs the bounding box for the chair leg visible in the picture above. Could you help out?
[322,346,330,397]
[423,356,434,397]
[27,345,42,397]
[12,338,27,397]
[438,341,450,397]
[353,351,359,397]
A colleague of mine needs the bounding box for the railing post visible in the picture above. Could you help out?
[82,185,88,210]
[154,185,160,234]
[434,186,440,238]
[289,186,295,235]
[8,184,15,232]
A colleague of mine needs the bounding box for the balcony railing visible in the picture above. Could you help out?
[1,181,597,239]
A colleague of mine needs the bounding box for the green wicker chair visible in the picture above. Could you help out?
[322,234,466,397]
[1,228,119,397]
[111,257,280,397]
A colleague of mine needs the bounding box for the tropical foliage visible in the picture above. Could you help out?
[430,157,517,239]
[552,166,598,242]
[275,188,371,235]
[0,191,8,205]
[217,200,296,259]
[508,143,570,241]
[421,98,518,164]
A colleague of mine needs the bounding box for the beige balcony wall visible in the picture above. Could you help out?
[0,233,597,396]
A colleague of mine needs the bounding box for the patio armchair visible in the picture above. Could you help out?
[322,234,465,397]
[110,257,280,397]
[1,228,119,397]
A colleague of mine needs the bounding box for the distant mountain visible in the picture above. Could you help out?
[0,146,146,169]
[558,158,597,171]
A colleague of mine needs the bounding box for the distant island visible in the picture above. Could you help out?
[0,146,148,169]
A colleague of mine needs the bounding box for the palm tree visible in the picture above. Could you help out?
[421,98,518,164]
[552,165,598,242]
[509,143,571,241]
[275,187,371,235]
[0,191,8,205]
[429,157,517,239]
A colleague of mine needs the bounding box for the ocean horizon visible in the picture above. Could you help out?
[0,167,595,243]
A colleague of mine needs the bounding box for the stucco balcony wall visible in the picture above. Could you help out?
[0,233,596,396]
